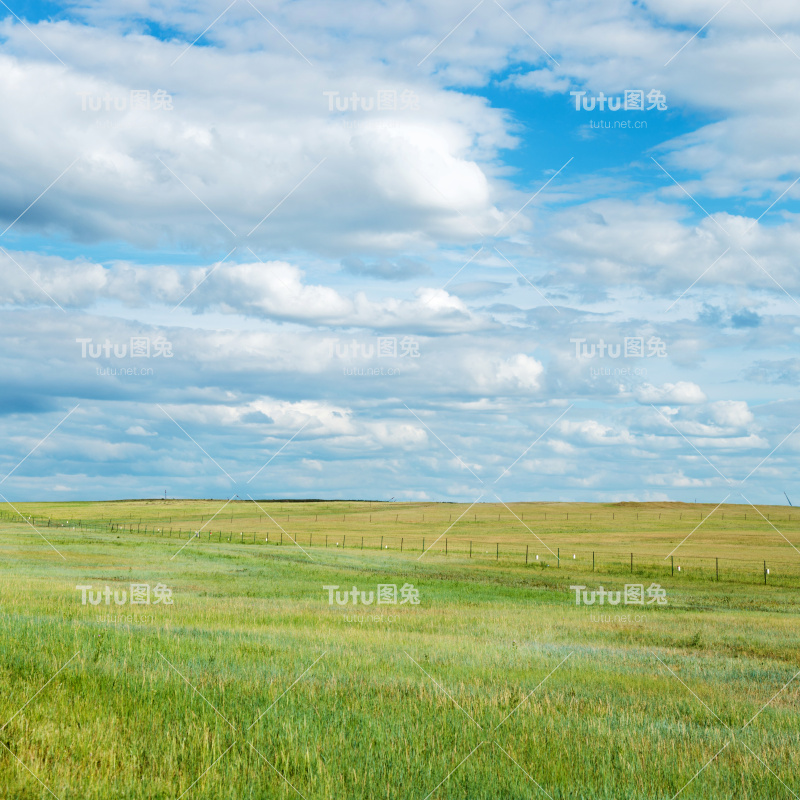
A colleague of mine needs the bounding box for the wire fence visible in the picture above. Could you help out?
[1,509,798,586]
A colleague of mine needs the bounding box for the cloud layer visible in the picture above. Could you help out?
[1,0,799,504]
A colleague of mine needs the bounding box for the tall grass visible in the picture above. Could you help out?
[0,507,798,799]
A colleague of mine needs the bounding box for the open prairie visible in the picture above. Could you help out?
[1,500,798,799]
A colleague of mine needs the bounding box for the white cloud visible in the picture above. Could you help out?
[0,31,517,254]
[635,382,707,405]
[470,353,544,393]
[0,2,798,503]
[558,419,634,446]
[126,425,157,436]
[0,250,490,331]
[709,400,754,429]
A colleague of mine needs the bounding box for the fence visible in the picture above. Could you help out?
[0,509,796,586]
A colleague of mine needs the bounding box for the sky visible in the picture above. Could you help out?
[1,0,800,504]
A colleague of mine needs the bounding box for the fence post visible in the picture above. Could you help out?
[525,544,528,564]
[558,547,560,567]
[343,536,346,548]
[422,537,425,553]
[593,551,595,572]
[361,536,364,550]
[630,553,633,574]
[764,561,767,585]
[716,558,718,581]
[381,536,383,550]
[401,538,403,552]
[671,556,674,576]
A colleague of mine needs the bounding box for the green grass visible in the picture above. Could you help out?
[0,501,798,798]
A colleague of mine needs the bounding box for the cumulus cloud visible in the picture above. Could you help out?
[558,419,634,446]
[469,353,544,393]
[126,425,157,436]
[0,2,798,502]
[0,250,491,331]
[709,400,754,429]
[635,382,707,405]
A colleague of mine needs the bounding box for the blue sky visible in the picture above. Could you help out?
[1,0,800,504]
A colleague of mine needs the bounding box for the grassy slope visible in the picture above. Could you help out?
[0,504,798,799]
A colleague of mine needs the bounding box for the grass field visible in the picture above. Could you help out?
[1,500,798,799]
